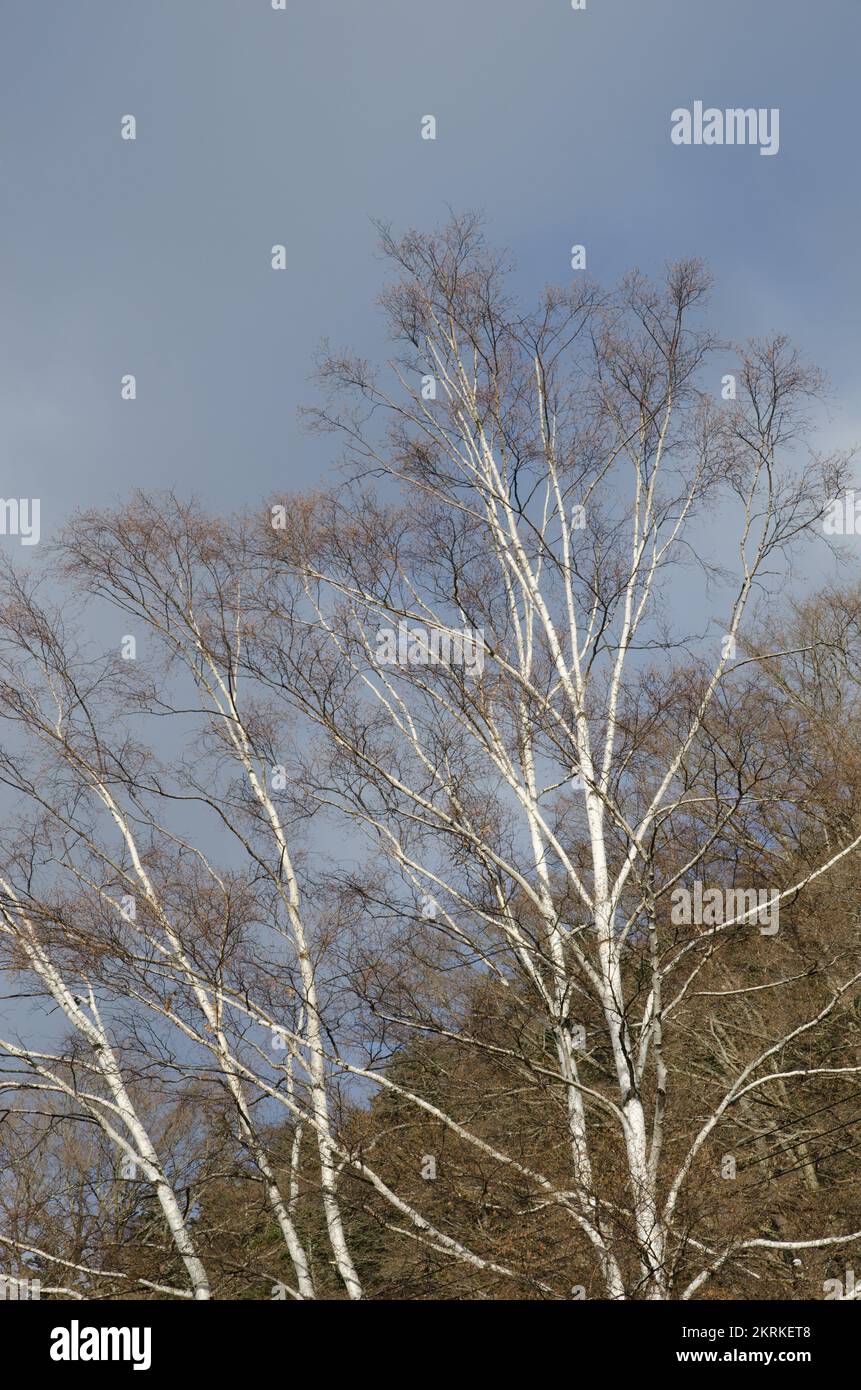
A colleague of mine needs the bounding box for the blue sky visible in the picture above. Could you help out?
[0,0,856,1079]
[1,0,859,536]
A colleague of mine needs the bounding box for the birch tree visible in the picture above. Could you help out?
[251,214,860,1297]
[1,215,860,1299]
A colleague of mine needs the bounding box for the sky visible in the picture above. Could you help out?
[0,0,857,1092]
[1,0,859,541]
